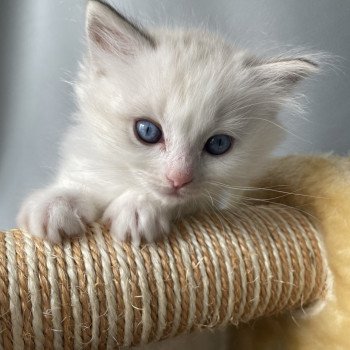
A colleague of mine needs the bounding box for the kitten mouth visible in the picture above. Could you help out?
[154,183,196,202]
[166,188,182,197]
[168,191,182,198]
[161,187,188,199]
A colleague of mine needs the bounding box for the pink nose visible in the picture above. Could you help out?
[166,171,193,190]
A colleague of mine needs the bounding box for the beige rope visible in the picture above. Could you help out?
[0,204,330,348]
[0,234,12,350]
[44,241,64,349]
[4,233,24,349]
[63,239,82,348]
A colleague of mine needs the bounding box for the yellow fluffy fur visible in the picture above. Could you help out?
[228,154,350,349]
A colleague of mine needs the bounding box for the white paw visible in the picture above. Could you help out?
[17,188,99,243]
[102,192,171,245]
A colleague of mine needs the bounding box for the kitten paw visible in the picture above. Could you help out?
[17,188,99,243]
[102,192,171,245]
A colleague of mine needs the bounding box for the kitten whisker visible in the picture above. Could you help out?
[244,117,311,143]
[205,189,321,225]
[206,181,326,199]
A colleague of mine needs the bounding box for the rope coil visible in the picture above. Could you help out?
[0,204,330,348]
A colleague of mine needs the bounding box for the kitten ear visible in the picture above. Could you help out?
[86,0,155,59]
[248,57,319,91]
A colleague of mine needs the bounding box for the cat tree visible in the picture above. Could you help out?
[0,203,329,349]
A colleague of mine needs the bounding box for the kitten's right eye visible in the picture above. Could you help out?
[135,119,162,144]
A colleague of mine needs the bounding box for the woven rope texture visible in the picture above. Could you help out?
[0,204,329,349]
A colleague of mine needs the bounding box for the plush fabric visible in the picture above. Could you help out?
[229,154,350,349]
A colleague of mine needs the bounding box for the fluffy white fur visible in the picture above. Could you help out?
[17,0,318,244]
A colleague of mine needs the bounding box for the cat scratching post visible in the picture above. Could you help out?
[0,204,330,349]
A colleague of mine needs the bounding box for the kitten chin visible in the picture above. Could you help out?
[17,0,319,244]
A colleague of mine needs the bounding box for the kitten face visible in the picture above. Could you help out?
[74,0,318,208]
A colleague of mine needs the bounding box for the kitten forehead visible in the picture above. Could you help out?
[135,30,250,135]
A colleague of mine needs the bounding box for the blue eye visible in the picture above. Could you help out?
[135,119,162,144]
[204,134,233,155]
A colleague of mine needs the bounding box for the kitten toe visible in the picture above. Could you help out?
[17,194,49,239]
[103,193,170,244]
[108,217,132,243]
[18,188,99,243]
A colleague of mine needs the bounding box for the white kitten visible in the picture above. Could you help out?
[17,0,318,244]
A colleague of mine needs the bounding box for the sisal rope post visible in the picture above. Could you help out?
[0,204,330,348]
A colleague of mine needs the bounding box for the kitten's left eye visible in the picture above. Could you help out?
[204,134,233,155]
[135,119,162,144]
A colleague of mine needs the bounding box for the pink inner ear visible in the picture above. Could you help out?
[89,19,133,56]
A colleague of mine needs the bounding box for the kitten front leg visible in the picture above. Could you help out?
[17,187,102,242]
[102,191,172,245]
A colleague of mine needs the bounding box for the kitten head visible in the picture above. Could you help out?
[75,0,318,208]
